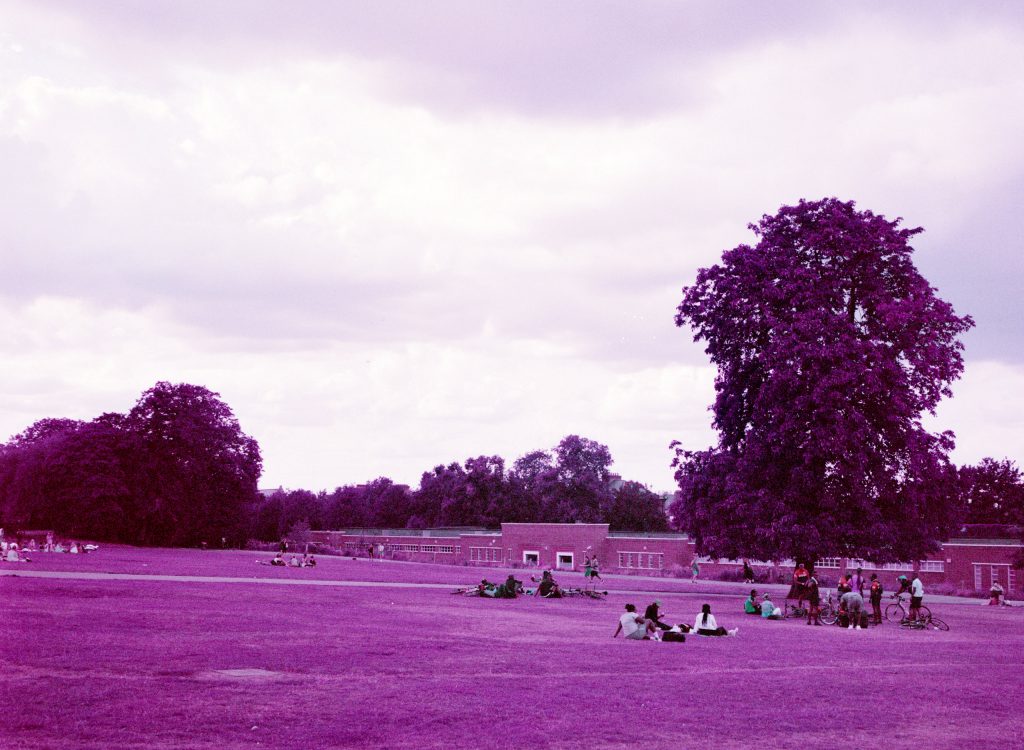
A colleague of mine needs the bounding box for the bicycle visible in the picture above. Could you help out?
[818,594,838,625]
[783,602,810,619]
[885,593,931,623]
[900,613,949,632]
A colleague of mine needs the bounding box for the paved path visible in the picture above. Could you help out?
[0,568,993,606]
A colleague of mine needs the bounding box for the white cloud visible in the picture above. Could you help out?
[1,4,1022,492]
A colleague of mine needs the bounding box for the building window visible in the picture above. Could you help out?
[617,551,663,570]
[390,543,420,552]
[469,547,502,562]
[556,552,574,570]
[419,545,455,554]
[919,560,945,573]
[523,550,539,565]
[1009,568,1017,592]
[815,558,841,569]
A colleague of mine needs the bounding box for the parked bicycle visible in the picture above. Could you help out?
[819,594,839,625]
[784,602,810,619]
[885,593,931,623]
[899,613,949,631]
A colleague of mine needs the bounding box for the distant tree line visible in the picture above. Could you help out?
[253,434,670,542]
[3,380,1019,551]
[0,391,669,545]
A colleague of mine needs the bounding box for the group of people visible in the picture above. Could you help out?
[614,601,738,641]
[474,571,562,598]
[779,562,927,628]
[261,552,317,568]
[0,533,95,562]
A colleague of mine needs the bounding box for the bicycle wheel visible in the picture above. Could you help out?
[820,607,838,626]
[885,603,906,622]
[919,605,932,620]
[927,617,949,632]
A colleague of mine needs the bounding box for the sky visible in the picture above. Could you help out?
[1,1,1022,494]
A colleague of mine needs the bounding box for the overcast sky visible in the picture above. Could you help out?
[2,1,1022,493]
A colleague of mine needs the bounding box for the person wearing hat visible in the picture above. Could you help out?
[760,592,782,619]
[644,600,677,631]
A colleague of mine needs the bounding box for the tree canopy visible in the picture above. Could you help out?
[671,198,973,564]
[0,382,262,546]
[959,458,1024,526]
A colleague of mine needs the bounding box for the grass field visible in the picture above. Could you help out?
[2,547,1023,749]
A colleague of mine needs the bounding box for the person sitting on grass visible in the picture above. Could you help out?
[266,553,286,566]
[694,603,738,636]
[760,593,782,619]
[840,590,865,630]
[303,554,317,567]
[535,570,563,598]
[645,600,678,631]
[989,580,1005,606]
[613,604,658,640]
[497,574,522,598]
[744,589,762,615]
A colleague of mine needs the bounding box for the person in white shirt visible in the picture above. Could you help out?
[613,604,657,640]
[695,603,738,637]
[910,574,925,622]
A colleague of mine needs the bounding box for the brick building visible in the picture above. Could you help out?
[309,522,1023,595]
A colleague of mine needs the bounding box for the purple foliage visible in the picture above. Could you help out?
[672,198,974,564]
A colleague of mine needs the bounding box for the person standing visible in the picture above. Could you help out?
[806,575,822,626]
[869,574,884,624]
[910,573,925,623]
[787,562,810,609]
[742,559,755,584]
[691,557,700,583]
[850,567,865,597]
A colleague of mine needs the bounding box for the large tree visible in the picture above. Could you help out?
[671,198,973,564]
[959,458,1024,526]
[126,382,262,546]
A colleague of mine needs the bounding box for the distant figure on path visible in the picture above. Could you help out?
[691,557,700,582]
[989,580,1005,605]
[694,604,738,637]
[742,559,755,584]
[280,540,288,555]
